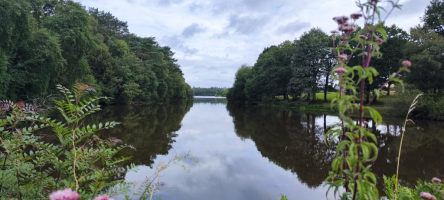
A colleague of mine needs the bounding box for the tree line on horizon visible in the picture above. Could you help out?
[226,0,444,106]
[0,0,193,104]
[192,87,229,97]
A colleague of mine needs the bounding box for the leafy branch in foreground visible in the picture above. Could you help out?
[0,83,135,199]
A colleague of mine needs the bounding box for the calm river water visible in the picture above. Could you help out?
[90,97,444,200]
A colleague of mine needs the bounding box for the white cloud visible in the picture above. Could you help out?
[77,0,430,87]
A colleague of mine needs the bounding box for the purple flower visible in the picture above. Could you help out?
[350,13,362,20]
[331,30,339,35]
[49,189,80,200]
[333,16,349,25]
[359,35,368,40]
[402,60,412,67]
[420,192,436,200]
[432,177,441,183]
[376,38,384,44]
[94,195,114,200]
[334,68,348,74]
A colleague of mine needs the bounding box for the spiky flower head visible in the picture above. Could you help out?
[420,192,437,200]
[432,177,441,183]
[49,189,80,200]
[333,16,349,25]
[359,35,368,40]
[402,60,412,67]
[376,38,384,44]
[334,67,348,74]
[338,54,347,61]
[94,195,114,200]
[350,13,362,20]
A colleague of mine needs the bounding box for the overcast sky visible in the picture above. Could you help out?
[77,0,430,87]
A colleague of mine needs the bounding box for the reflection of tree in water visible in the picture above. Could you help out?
[226,104,335,188]
[227,104,444,191]
[373,118,444,191]
[88,100,193,167]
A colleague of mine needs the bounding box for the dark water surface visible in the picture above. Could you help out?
[91,98,444,200]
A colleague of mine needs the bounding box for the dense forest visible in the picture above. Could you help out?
[192,87,228,96]
[227,0,444,113]
[0,0,193,104]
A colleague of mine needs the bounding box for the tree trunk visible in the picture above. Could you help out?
[324,73,329,102]
[387,83,391,96]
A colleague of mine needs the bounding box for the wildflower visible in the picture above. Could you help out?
[94,195,114,200]
[432,177,441,183]
[49,189,80,200]
[402,60,412,67]
[420,192,436,200]
[376,38,384,44]
[359,35,368,40]
[331,30,339,35]
[350,13,362,20]
[334,68,348,74]
[333,16,349,25]
[363,121,369,126]
[339,54,347,61]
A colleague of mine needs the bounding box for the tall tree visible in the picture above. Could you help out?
[422,0,444,36]
[289,28,330,101]
[404,28,444,93]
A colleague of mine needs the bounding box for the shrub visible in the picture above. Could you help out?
[0,84,134,199]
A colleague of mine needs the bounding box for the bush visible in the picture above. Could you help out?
[0,84,134,199]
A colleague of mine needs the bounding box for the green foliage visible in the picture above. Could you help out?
[384,175,444,200]
[404,28,444,94]
[192,87,228,97]
[0,0,192,103]
[422,0,444,36]
[288,28,331,101]
[226,65,253,103]
[0,84,134,199]
[324,1,409,199]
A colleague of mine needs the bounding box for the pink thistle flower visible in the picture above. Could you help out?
[338,54,347,61]
[350,13,363,20]
[330,30,339,35]
[49,189,80,200]
[333,16,349,25]
[402,60,412,67]
[376,38,384,44]
[94,195,114,200]
[334,68,348,74]
[432,177,441,183]
[359,35,368,40]
[420,192,436,200]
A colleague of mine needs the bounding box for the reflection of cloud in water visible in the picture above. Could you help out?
[107,102,444,200]
[122,103,333,200]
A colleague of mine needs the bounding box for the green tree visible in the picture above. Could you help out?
[422,0,444,36]
[227,65,252,103]
[404,28,444,93]
[289,28,330,101]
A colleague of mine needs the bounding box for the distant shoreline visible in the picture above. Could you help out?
[194,96,227,99]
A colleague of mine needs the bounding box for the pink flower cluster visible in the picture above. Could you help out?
[432,177,441,183]
[49,189,114,200]
[402,60,412,67]
[49,189,80,200]
[420,192,437,200]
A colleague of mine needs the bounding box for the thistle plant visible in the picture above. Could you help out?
[324,0,411,199]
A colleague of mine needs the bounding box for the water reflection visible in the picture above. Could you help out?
[226,104,444,192]
[90,100,444,199]
[88,100,193,167]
